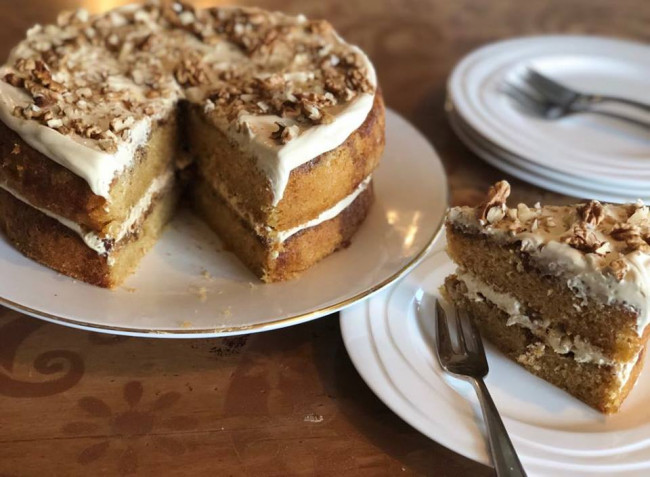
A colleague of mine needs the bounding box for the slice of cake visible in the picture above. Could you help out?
[444,181,650,413]
[0,2,384,287]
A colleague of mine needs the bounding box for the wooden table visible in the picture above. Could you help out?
[1,1,648,475]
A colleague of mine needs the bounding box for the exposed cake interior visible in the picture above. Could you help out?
[444,181,650,413]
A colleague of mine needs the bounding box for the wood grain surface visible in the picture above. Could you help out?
[1,0,649,475]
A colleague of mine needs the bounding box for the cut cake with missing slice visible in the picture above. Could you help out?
[0,2,384,287]
[444,181,650,414]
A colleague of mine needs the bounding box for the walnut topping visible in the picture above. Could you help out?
[270,122,298,144]
[0,4,375,154]
[300,99,323,122]
[174,56,208,87]
[562,224,606,254]
[610,223,650,252]
[83,125,103,139]
[477,181,511,224]
[11,143,21,155]
[611,223,640,242]
[32,61,65,92]
[486,206,506,224]
[577,200,604,227]
[307,20,333,36]
[109,116,135,133]
[607,258,629,281]
[98,138,118,153]
[3,73,25,88]
[135,33,155,51]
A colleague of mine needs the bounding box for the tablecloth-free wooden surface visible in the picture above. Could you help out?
[1,0,648,475]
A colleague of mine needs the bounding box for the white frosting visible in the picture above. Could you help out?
[0,169,174,257]
[0,82,153,199]
[456,269,643,390]
[273,175,372,242]
[207,173,371,244]
[614,355,641,391]
[457,270,616,366]
[0,6,377,206]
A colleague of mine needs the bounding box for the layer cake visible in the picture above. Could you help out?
[0,1,385,287]
[445,181,650,413]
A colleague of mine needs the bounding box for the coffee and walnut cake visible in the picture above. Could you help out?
[0,1,385,287]
[444,181,650,413]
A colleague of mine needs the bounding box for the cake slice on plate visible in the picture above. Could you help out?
[444,181,650,413]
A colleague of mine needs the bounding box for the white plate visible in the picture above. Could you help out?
[341,245,650,476]
[0,109,447,338]
[448,36,650,189]
[447,104,649,203]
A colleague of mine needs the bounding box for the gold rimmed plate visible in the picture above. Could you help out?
[0,109,447,338]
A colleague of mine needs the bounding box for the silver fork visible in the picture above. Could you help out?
[523,68,650,114]
[502,80,650,130]
[435,300,527,477]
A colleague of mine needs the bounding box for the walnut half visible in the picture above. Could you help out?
[577,200,604,227]
[561,224,607,255]
[477,180,511,224]
[270,122,298,144]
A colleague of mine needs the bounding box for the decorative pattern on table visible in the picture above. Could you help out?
[0,310,84,397]
[63,381,199,474]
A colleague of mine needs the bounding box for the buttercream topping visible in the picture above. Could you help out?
[0,1,377,204]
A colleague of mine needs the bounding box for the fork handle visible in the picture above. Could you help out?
[471,378,527,477]
[572,108,650,130]
[585,95,650,114]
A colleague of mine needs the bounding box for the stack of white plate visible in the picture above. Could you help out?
[447,35,650,203]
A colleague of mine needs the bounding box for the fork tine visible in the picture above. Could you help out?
[454,308,467,351]
[524,68,576,103]
[435,300,454,359]
[458,307,488,366]
[501,81,548,116]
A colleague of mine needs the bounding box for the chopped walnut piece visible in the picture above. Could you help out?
[32,61,65,92]
[135,33,155,51]
[109,116,135,133]
[3,73,24,88]
[33,93,55,107]
[345,68,373,94]
[83,125,103,139]
[610,223,650,252]
[10,144,21,155]
[607,258,629,281]
[562,225,605,254]
[486,206,506,224]
[611,223,641,243]
[270,122,298,144]
[323,73,347,99]
[98,138,118,153]
[174,57,208,87]
[254,74,285,93]
[307,19,333,35]
[577,200,605,227]
[477,181,511,224]
[643,232,650,246]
